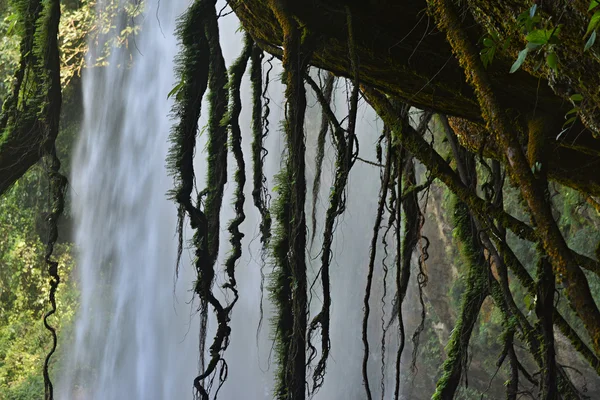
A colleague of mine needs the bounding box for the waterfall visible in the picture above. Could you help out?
[58,1,417,398]
[58,1,197,398]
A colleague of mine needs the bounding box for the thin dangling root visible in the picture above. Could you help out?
[309,71,335,250]
[43,144,67,400]
[379,128,398,400]
[250,44,273,339]
[362,126,393,400]
[307,8,359,390]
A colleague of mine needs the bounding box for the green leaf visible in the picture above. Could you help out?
[167,80,185,100]
[546,51,558,71]
[585,29,597,51]
[510,49,529,73]
[483,37,494,47]
[586,10,600,36]
[562,116,577,128]
[590,0,600,11]
[570,93,584,102]
[526,29,550,44]
[565,107,579,117]
[526,42,542,51]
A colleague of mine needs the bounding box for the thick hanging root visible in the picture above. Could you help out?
[267,1,313,398]
[167,1,246,397]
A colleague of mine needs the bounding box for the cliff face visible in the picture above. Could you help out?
[231,0,600,197]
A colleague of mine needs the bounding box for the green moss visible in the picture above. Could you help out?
[433,197,489,400]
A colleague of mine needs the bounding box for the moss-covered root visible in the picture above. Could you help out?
[433,200,489,400]
[166,0,233,397]
[0,0,62,196]
[167,0,210,274]
[427,0,600,356]
[267,1,312,398]
[222,31,253,321]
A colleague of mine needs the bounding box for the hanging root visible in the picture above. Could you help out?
[393,154,425,400]
[223,32,252,300]
[250,43,272,250]
[379,139,397,400]
[167,0,211,388]
[362,125,393,400]
[267,1,312,398]
[166,0,242,397]
[410,217,429,374]
[250,43,272,338]
[379,130,401,400]
[307,8,359,391]
[43,144,67,400]
[432,197,489,400]
[192,31,253,400]
[306,79,356,393]
[167,0,210,277]
[309,71,335,250]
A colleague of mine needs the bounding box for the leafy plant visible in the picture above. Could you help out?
[510,5,561,73]
[480,30,509,68]
[585,0,600,51]
[557,93,583,140]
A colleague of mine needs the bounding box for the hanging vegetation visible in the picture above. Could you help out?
[7,0,600,399]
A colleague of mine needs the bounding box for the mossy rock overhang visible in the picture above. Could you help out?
[231,0,600,197]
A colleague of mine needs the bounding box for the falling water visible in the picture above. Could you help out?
[58,1,420,398]
[58,1,197,398]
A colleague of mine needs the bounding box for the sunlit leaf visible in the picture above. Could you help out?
[586,10,600,36]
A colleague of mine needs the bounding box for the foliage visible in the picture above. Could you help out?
[510,4,560,73]
[585,0,600,51]
[0,0,144,94]
[0,166,77,400]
